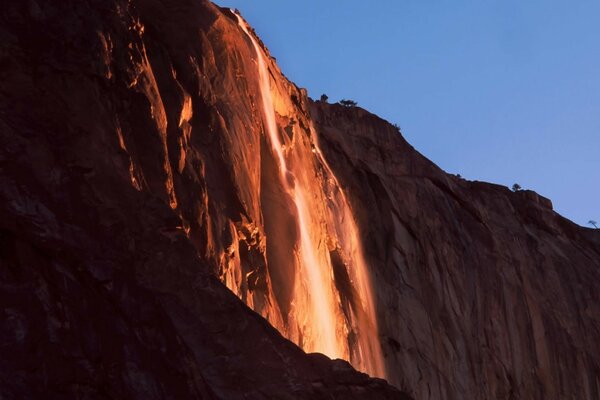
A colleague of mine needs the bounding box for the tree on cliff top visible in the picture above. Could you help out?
[512,183,522,192]
[339,99,357,107]
[320,94,329,103]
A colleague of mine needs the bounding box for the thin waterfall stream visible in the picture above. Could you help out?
[234,11,385,378]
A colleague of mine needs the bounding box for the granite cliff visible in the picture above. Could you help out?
[0,0,598,399]
[311,103,600,399]
[0,0,407,398]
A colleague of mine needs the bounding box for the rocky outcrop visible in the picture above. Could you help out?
[0,0,408,398]
[311,102,600,399]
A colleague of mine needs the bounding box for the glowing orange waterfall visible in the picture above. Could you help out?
[236,13,342,359]
[234,11,385,378]
[311,129,386,377]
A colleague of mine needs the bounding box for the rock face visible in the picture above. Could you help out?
[0,0,598,400]
[310,103,600,399]
[0,0,408,398]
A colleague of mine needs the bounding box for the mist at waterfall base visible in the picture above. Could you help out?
[224,0,600,227]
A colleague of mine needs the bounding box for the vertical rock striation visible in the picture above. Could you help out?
[311,102,600,399]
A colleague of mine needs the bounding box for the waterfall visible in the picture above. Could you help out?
[234,11,385,378]
[310,126,386,377]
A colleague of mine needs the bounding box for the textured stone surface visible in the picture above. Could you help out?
[311,102,600,399]
[1,0,599,399]
[0,0,408,398]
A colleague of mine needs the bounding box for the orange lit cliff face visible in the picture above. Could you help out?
[230,12,385,378]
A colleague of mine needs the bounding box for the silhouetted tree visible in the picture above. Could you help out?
[393,123,401,132]
[339,99,357,107]
[320,94,329,103]
[589,220,598,229]
[512,183,522,192]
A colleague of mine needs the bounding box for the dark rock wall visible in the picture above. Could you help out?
[311,102,600,399]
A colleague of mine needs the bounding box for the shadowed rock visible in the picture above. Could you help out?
[311,101,600,400]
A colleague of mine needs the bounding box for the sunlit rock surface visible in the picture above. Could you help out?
[1,0,599,399]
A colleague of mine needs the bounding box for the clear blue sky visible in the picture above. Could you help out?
[221,0,600,227]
